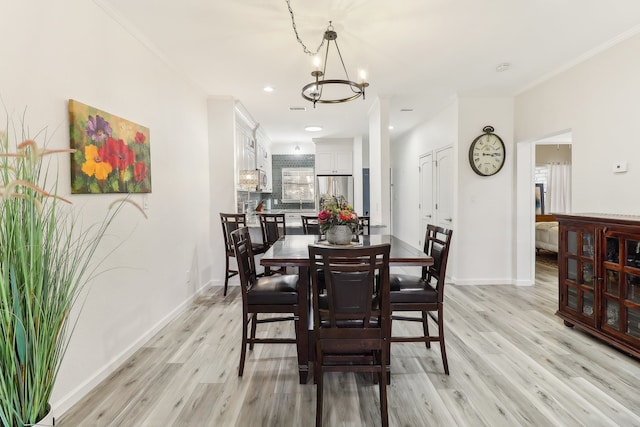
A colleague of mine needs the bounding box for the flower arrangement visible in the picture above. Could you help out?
[317,194,358,233]
[0,117,145,426]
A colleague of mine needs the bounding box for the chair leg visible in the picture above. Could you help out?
[224,255,230,296]
[315,352,324,427]
[380,348,389,427]
[239,312,248,376]
[249,313,258,350]
[422,311,431,349]
[438,308,449,375]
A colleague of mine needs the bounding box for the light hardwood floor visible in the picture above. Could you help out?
[59,260,640,426]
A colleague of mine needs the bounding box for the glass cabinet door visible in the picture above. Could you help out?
[561,228,596,325]
[602,233,640,345]
[602,235,622,332]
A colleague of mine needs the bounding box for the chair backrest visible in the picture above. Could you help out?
[421,224,453,301]
[358,216,370,235]
[301,215,321,235]
[221,213,247,254]
[230,227,257,296]
[309,244,391,331]
[258,213,286,247]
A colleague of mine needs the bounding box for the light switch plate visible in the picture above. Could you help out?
[613,162,628,173]
[613,162,627,173]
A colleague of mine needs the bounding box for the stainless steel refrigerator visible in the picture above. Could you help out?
[316,175,354,208]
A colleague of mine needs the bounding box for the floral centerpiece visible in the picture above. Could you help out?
[318,194,359,244]
[0,118,145,426]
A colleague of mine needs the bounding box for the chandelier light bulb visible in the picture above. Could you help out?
[359,69,367,83]
[313,56,322,70]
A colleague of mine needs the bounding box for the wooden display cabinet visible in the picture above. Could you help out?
[556,213,640,358]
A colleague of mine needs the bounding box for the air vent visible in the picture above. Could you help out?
[289,106,307,111]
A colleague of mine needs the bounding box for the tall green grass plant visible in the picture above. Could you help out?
[0,121,142,426]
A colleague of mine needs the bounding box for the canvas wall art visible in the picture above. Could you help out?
[69,99,152,194]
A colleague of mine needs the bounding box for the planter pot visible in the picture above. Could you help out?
[325,225,353,245]
[31,406,55,426]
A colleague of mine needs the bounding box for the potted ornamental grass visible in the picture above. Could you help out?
[0,121,142,426]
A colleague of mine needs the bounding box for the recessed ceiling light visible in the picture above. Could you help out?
[305,125,322,132]
[496,63,510,72]
[263,86,275,92]
[388,126,394,130]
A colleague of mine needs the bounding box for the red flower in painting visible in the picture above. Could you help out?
[134,131,146,144]
[134,161,147,182]
[103,137,135,170]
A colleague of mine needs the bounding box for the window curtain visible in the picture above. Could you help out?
[547,162,571,213]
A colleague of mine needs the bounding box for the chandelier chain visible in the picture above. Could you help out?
[286,0,326,56]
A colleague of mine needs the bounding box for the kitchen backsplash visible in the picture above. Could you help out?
[271,154,316,211]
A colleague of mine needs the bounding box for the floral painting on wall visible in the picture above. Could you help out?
[69,99,152,193]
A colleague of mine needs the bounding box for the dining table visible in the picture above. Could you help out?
[260,234,434,384]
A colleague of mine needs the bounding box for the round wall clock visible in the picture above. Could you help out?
[468,125,506,176]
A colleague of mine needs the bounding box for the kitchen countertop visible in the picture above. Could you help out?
[244,209,317,227]
[243,210,387,234]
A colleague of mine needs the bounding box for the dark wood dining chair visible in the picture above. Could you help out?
[301,215,322,235]
[308,243,391,427]
[220,213,266,296]
[231,227,300,377]
[389,224,453,374]
[258,213,287,274]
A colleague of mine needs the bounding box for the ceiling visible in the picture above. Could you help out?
[99,0,640,145]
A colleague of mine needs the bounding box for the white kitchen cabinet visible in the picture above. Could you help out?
[235,103,272,192]
[315,142,353,175]
[255,133,272,192]
[235,122,255,173]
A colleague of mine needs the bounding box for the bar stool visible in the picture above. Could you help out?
[258,213,286,274]
[220,213,266,296]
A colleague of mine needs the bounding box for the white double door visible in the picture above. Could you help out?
[419,146,453,246]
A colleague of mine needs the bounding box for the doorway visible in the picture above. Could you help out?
[419,153,433,247]
[418,146,453,247]
[515,131,572,285]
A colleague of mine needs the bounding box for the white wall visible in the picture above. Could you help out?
[368,98,391,228]
[392,97,514,285]
[392,102,457,249]
[0,0,213,415]
[516,32,640,214]
[455,97,515,285]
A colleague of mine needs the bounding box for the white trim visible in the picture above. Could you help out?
[452,278,514,286]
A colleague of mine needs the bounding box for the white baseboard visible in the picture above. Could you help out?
[452,278,515,286]
[53,279,213,417]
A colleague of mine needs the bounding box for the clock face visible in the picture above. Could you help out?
[469,133,506,176]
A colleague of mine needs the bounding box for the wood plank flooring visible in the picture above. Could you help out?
[58,260,640,426]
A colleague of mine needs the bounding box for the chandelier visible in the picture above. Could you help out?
[286,2,369,108]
